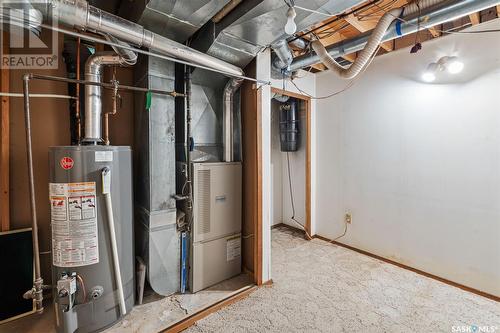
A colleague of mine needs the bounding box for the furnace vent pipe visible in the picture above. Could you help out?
[272,39,294,70]
[84,52,131,143]
[291,0,500,71]
[34,0,244,78]
[223,78,243,162]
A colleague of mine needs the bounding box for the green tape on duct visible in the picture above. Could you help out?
[145,91,152,110]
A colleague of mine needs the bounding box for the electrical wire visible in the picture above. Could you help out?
[290,45,381,100]
[285,151,312,240]
[291,0,386,42]
[76,274,86,304]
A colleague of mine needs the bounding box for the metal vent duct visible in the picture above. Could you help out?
[191,0,366,68]
[118,0,232,42]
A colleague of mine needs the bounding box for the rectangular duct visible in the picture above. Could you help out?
[119,0,231,42]
[191,0,367,68]
[134,55,179,296]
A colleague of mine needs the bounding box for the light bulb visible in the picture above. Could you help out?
[422,62,438,83]
[285,7,297,35]
[446,57,464,74]
[422,72,436,82]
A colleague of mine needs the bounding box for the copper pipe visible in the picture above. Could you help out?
[103,112,109,145]
[75,36,81,143]
[103,77,119,146]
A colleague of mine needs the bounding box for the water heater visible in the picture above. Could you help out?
[49,146,134,333]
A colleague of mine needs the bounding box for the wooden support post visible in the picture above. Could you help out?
[1,32,10,232]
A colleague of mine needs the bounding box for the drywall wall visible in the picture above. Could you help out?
[270,69,317,235]
[315,19,500,296]
[270,99,307,228]
[258,48,316,282]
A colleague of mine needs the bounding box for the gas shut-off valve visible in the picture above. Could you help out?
[57,273,77,312]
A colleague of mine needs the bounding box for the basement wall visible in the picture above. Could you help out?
[314,19,500,296]
[270,99,307,229]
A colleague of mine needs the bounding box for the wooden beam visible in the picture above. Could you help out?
[1,32,9,232]
[428,26,441,38]
[311,63,326,71]
[344,14,393,52]
[469,12,480,25]
[497,5,500,18]
[342,53,357,63]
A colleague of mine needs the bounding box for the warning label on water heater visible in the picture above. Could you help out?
[49,182,98,267]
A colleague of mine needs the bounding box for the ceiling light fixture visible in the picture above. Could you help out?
[422,63,438,82]
[443,56,464,74]
[421,56,464,82]
[285,6,297,35]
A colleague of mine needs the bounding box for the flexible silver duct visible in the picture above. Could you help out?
[311,0,442,79]
[31,0,244,77]
[103,34,138,66]
[291,0,500,71]
[84,52,132,142]
[289,38,308,50]
[272,39,294,70]
[223,78,243,162]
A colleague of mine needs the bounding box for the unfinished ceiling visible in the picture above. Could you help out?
[291,0,500,72]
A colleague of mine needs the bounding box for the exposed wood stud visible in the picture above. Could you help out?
[1,32,9,232]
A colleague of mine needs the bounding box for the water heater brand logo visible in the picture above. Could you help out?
[60,157,74,170]
[0,1,58,69]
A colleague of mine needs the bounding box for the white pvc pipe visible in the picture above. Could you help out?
[102,168,126,316]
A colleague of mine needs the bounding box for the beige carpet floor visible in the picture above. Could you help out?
[187,226,500,333]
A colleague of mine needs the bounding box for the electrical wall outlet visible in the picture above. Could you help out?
[345,213,352,224]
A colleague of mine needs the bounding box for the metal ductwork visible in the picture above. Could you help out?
[83,51,133,143]
[272,39,294,70]
[290,0,500,71]
[0,0,43,35]
[223,78,243,162]
[118,0,231,43]
[190,0,367,69]
[24,0,244,77]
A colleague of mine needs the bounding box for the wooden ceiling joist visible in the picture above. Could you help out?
[289,0,489,73]
[344,14,394,52]
[427,26,441,38]
[469,12,481,25]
